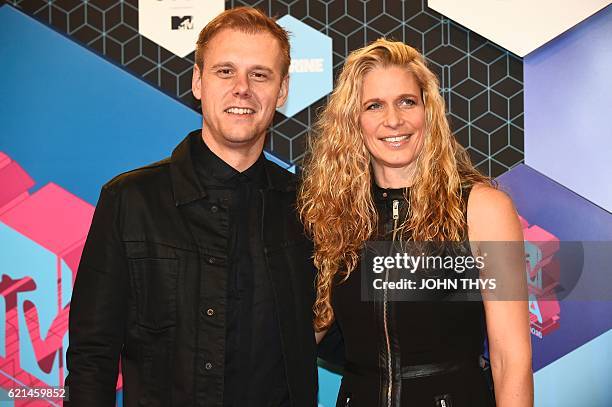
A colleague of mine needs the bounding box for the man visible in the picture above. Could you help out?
[66,7,326,407]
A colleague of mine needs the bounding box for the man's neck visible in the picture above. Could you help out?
[200,131,265,173]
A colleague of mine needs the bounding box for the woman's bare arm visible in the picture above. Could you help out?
[468,184,533,407]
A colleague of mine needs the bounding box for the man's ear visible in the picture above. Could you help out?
[192,64,202,100]
[276,75,289,108]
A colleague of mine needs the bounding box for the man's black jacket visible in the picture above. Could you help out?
[65,133,320,407]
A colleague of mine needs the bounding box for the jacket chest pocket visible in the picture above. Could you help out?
[125,242,179,331]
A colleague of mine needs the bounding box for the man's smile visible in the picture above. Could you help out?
[224,107,256,115]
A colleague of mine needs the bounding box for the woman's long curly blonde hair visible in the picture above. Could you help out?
[298,39,493,331]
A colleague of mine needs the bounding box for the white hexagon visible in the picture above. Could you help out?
[138,0,224,57]
[428,0,610,57]
[277,15,333,117]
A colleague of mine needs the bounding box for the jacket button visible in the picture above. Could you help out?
[210,205,219,213]
[205,362,213,370]
[207,257,215,264]
[206,308,214,316]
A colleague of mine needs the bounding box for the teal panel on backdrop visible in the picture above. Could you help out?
[534,328,612,406]
[318,366,341,407]
[276,15,333,118]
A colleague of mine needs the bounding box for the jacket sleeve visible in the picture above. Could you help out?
[65,184,128,406]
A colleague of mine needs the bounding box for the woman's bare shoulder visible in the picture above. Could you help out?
[467,183,522,241]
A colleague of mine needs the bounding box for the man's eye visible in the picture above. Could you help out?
[217,69,232,76]
[251,72,268,80]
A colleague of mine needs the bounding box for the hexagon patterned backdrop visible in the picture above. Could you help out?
[3,1,612,406]
[7,0,524,176]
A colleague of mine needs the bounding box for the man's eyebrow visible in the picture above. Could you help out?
[209,62,275,74]
[251,65,274,73]
[209,62,236,70]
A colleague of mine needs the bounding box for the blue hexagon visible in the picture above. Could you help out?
[277,15,333,118]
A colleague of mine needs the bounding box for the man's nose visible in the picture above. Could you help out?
[232,73,251,97]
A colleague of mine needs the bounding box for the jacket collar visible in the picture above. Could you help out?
[169,130,296,206]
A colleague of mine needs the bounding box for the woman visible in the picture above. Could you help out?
[298,39,533,406]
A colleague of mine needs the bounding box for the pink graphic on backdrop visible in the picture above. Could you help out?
[0,152,122,405]
[0,152,35,216]
[1,182,93,286]
[519,215,561,339]
[23,301,71,374]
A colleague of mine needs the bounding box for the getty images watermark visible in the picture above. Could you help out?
[359,241,612,303]
[371,250,490,290]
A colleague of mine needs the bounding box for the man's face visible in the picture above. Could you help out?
[192,29,288,152]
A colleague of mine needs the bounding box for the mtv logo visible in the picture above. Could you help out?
[0,153,104,399]
[139,0,225,57]
[171,16,193,31]
[276,15,333,117]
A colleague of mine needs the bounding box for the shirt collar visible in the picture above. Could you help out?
[169,130,289,206]
[191,130,266,187]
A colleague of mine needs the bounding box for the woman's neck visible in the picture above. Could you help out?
[371,162,416,189]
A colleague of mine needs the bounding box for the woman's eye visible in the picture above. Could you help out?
[366,102,382,110]
[399,98,416,106]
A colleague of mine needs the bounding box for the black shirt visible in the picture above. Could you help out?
[191,134,289,406]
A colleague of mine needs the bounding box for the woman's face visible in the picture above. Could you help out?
[359,65,426,183]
